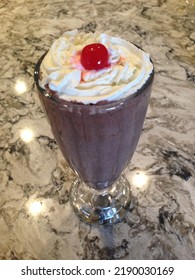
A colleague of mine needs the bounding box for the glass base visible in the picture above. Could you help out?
[69,176,131,225]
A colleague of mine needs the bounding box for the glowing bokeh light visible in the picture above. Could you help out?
[20,128,34,143]
[28,201,43,216]
[15,80,27,94]
[132,171,148,188]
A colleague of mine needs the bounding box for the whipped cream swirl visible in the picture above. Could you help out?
[40,30,153,104]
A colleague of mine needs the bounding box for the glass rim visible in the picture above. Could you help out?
[34,51,154,109]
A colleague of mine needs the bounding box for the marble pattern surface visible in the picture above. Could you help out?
[0,0,195,259]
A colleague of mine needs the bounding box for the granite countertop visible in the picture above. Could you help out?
[0,0,195,260]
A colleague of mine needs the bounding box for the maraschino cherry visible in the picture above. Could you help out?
[80,43,109,70]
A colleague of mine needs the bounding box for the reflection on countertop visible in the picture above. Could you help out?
[0,0,195,260]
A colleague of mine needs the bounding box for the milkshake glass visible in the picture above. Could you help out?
[34,30,154,224]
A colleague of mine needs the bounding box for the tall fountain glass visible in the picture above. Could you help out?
[34,53,154,225]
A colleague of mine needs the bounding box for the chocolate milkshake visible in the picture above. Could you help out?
[34,30,154,224]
